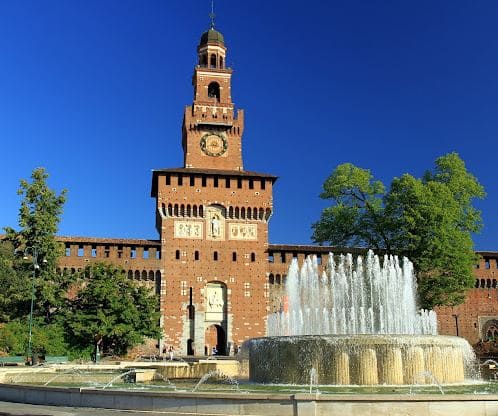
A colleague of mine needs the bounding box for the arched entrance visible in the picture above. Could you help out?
[483,319,498,341]
[205,324,226,355]
[204,281,227,355]
[187,339,194,356]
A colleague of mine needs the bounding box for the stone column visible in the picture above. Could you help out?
[332,351,350,385]
[381,347,403,385]
[357,348,378,385]
[404,346,425,384]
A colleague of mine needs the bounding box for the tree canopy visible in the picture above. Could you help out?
[64,263,160,356]
[0,240,30,322]
[4,167,68,322]
[1,168,161,359]
[312,153,485,309]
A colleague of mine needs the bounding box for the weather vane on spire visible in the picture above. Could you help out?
[209,0,216,29]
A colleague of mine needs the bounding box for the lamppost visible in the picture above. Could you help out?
[23,247,45,365]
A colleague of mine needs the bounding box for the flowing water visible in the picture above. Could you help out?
[267,250,438,336]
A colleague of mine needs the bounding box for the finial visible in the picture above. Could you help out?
[209,0,216,29]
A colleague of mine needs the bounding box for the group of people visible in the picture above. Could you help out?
[163,343,239,359]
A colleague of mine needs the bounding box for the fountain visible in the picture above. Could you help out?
[245,251,477,385]
[0,251,491,414]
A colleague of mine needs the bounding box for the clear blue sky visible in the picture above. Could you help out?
[1,1,497,250]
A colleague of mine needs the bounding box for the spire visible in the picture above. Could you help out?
[209,0,216,29]
[199,0,224,47]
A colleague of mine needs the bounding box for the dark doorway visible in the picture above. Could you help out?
[205,324,227,355]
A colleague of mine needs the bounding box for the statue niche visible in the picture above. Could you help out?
[206,205,225,241]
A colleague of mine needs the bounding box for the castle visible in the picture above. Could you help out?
[55,23,498,357]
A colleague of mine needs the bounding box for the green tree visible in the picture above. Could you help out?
[0,240,30,322]
[0,319,68,357]
[312,153,485,309]
[64,263,160,357]
[4,167,68,322]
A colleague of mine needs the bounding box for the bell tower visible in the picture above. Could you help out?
[152,14,276,357]
[182,21,244,171]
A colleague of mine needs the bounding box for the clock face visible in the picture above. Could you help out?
[200,132,227,157]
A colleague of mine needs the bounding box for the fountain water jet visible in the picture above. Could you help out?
[245,251,477,385]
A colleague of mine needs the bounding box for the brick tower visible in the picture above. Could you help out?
[151,21,277,356]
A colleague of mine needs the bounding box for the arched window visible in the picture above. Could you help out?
[266,208,272,221]
[208,82,220,102]
[149,271,155,280]
[142,270,147,280]
[128,270,133,279]
[269,274,274,284]
[134,270,140,280]
[210,54,217,68]
[200,54,207,66]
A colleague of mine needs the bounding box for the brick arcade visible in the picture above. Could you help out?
[55,24,498,357]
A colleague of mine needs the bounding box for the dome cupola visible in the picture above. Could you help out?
[199,28,225,47]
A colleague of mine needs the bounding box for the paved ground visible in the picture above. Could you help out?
[0,401,202,416]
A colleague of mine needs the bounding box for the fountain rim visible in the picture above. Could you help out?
[246,334,471,347]
[249,334,468,340]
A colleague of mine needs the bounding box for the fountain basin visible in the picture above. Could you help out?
[245,334,476,385]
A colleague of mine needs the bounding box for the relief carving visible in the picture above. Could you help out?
[228,223,257,240]
[174,221,203,239]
